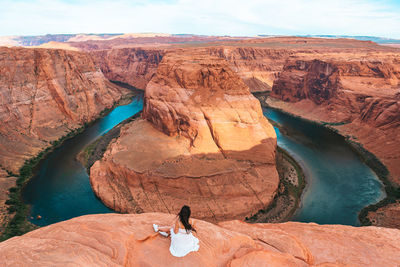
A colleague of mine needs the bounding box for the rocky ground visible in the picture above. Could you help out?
[1,213,400,266]
[247,147,305,223]
[367,200,400,229]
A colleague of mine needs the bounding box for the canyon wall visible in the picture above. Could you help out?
[0,47,127,174]
[207,47,293,92]
[84,38,390,94]
[89,50,279,222]
[89,46,288,93]
[1,213,400,266]
[270,55,400,186]
[90,48,164,90]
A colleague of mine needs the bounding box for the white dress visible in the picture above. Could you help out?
[169,227,200,257]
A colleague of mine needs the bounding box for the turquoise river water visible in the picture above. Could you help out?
[22,96,385,226]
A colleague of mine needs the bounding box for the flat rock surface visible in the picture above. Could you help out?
[1,213,400,266]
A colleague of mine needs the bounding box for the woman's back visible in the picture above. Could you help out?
[169,219,199,257]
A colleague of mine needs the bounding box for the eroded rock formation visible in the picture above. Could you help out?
[1,213,400,266]
[207,47,293,92]
[270,56,400,186]
[367,201,400,229]
[90,48,164,89]
[0,47,127,174]
[90,50,279,221]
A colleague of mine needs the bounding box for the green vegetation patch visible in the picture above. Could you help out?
[321,120,351,126]
[1,126,88,241]
[349,139,400,225]
[78,112,142,171]
[246,146,306,223]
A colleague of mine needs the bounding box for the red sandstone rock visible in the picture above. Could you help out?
[220,220,400,266]
[0,47,127,174]
[265,52,400,229]
[90,50,279,222]
[270,56,400,186]
[1,213,400,266]
[90,48,164,90]
[207,47,293,92]
[367,201,400,229]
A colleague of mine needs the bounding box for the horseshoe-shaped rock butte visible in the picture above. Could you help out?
[89,49,279,221]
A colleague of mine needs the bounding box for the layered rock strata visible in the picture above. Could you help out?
[90,48,164,90]
[82,37,397,93]
[1,213,400,266]
[270,57,400,186]
[90,51,279,221]
[207,47,293,92]
[267,54,400,229]
[0,47,127,174]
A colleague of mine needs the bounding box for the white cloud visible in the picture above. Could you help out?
[0,0,399,38]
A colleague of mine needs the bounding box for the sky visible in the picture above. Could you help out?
[0,0,400,38]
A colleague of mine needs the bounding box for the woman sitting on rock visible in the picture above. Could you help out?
[153,205,200,257]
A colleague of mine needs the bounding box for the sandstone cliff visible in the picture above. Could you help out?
[90,48,164,90]
[270,55,400,186]
[72,37,391,94]
[1,213,399,266]
[207,47,293,92]
[0,47,127,174]
[78,38,394,94]
[67,38,400,228]
[206,38,397,93]
[90,50,279,221]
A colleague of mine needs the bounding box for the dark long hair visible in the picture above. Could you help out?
[178,205,196,233]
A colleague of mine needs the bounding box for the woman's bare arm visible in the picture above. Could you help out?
[190,219,198,237]
[157,226,171,233]
[157,218,178,233]
[173,220,179,235]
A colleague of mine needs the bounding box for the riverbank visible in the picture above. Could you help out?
[246,146,306,223]
[0,169,17,234]
[0,86,141,241]
[253,92,398,227]
[77,112,142,170]
[80,122,305,224]
[78,101,305,223]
